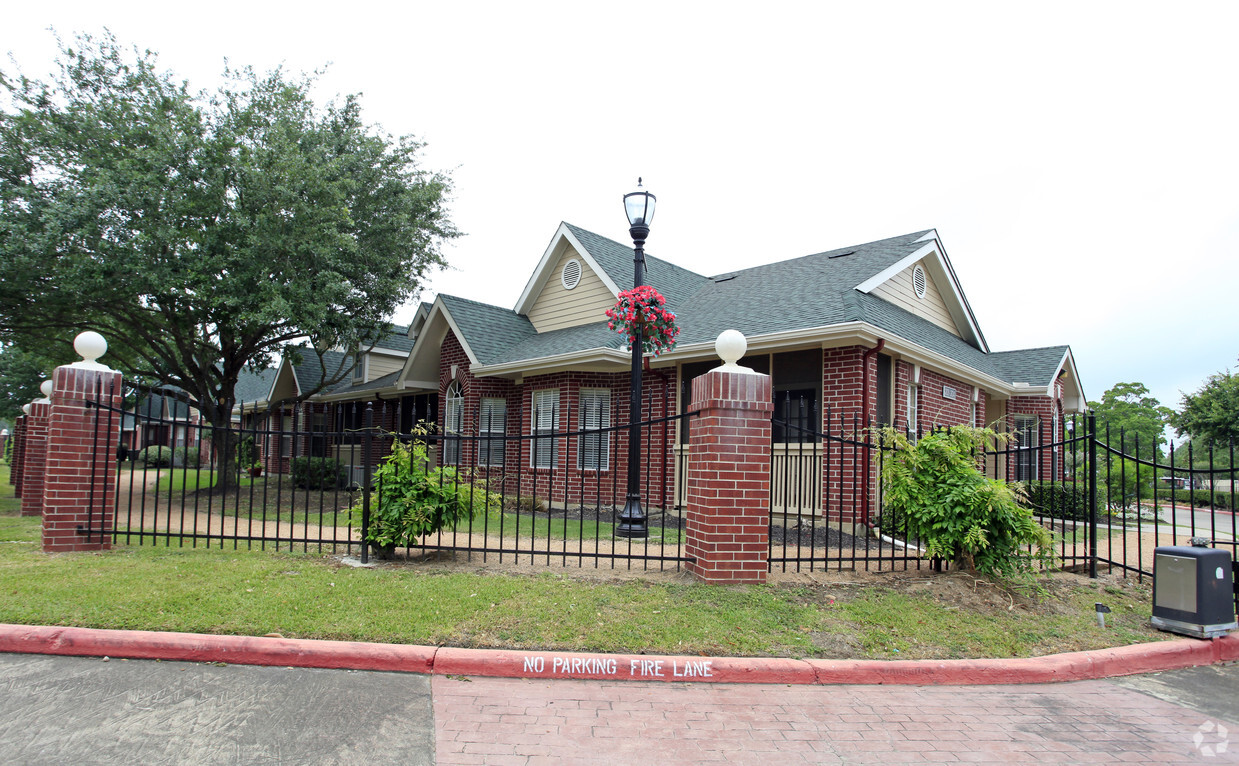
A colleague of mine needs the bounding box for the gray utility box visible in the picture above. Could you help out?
[1151,546,1237,639]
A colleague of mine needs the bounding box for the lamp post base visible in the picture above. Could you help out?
[615,495,648,538]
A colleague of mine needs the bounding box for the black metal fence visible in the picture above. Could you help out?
[91,387,696,571]
[769,401,1239,599]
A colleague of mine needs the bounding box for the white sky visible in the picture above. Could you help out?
[6,1,1238,424]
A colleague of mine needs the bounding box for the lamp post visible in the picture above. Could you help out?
[616,179,655,539]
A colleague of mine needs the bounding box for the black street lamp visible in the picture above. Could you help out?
[616,179,655,539]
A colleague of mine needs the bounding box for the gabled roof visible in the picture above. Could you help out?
[233,367,279,405]
[513,222,710,315]
[671,230,940,346]
[391,224,1084,406]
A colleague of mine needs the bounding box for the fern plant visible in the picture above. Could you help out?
[875,426,1054,579]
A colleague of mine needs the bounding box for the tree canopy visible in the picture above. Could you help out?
[0,32,457,430]
[1172,364,1239,452]
[1088,381,1172,457]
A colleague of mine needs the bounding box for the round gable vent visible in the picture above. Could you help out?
[912,265,927,299]
[561,258,582,290]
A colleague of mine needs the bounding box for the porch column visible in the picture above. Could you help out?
[42,332,123,553]
[686,331,773,584]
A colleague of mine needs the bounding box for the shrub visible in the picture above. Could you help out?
[291,456,348,490]
[236,436,258,468]
[172,446,200,469]
[1025,483,1093,522]
[1156,488,1233,511]
[353,440,502,557]
[140,446,175,467]
[876,426,1054,579]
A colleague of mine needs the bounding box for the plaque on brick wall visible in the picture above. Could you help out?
[942,386,956,400]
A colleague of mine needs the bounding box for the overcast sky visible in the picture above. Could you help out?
[5,2,1237,427]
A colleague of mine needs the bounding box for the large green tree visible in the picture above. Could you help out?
[1088,382,1172,510]
[1088,381,1173,457]
[0,33,457,476]
[0,343,75,422]
[1172,365,1239,452]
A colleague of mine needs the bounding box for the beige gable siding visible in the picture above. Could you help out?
[871,261,961,337]
[525,246,616,332]
[367,353,404,380]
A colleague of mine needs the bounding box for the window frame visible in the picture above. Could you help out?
[479,397,506,468]
[577,388,611,471]
[531,388,560,470]
[444,381,464,466]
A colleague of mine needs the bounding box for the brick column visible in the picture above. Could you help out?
[42,347,124,553]
[686,368,773,584]
[20,401,50,518]
[11,415,26,495]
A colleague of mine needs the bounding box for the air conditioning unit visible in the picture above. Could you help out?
[1151,544,1237,639]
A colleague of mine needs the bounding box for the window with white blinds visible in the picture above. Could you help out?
[444,382,464,465]
[577,389,611,470]
[479,397,506,468]
[532,389,559,469]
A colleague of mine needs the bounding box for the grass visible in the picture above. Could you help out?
[0,462,1171,659]
[149,468,255,494]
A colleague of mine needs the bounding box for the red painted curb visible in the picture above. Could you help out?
[1,624,1235,684]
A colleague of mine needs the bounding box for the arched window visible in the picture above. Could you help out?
[444,381,464,465]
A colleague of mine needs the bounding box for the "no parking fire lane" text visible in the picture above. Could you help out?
[522,655,714,679]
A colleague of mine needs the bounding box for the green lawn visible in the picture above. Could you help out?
[0,461,1169,659]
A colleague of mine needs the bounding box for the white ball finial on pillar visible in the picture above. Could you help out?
[713,329,754,373]
[72,331,113,371]
[39,380,54,400]
[22,403,32,416]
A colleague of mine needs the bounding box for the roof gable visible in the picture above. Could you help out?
[853,230,987,352]
[513,223,709,321]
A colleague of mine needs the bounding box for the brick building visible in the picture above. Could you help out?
[238,224,1085,522]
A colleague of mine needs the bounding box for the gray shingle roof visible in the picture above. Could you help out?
[563,223,711,311]
[233,367,278,404]
[438,294,539,365]
[437,225,1071,388]
[370,323,415,354]
[289,349,351,394]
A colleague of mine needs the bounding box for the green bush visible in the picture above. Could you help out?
[291,456,348,490]
[876,426,1054,579]
[353,440,501,557]
[1156,488,1233,511]
[236,436,258,468]
[1025,483,1093,521]
[140,446,174,467]
[172,446,200,468]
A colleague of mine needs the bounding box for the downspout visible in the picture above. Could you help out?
[860,339,885,529]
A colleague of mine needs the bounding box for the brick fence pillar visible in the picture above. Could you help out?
[11,415,26,495]
[685,332,773,584]
[20,399,50,518]
[42,333,123,553]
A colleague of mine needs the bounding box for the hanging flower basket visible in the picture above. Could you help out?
[605,286,680,357]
